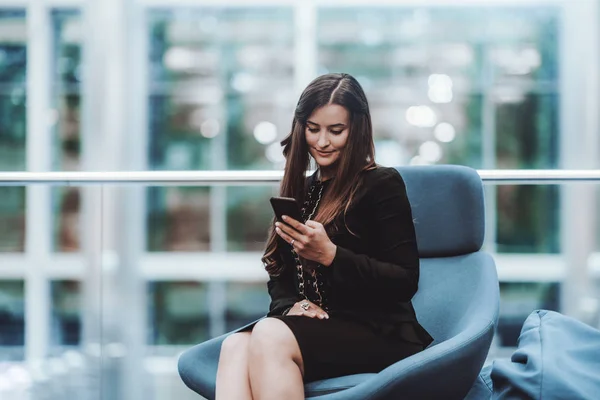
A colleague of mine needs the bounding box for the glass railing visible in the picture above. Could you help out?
[0,170,599,399]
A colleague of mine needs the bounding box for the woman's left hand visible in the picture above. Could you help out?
[275,215,337,267]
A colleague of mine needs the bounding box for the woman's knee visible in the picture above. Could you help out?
[220,332,251,360]
[249,318,302,364]
[250,318,305,374]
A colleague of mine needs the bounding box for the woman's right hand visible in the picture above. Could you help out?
[286,300,329,319]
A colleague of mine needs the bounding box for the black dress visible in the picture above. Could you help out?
[247,166,433,383]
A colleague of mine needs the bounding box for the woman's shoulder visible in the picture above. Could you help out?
[361,165,406,189]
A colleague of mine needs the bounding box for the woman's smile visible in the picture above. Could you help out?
[315,149,335,157]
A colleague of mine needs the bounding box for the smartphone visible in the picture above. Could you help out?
[270,196,303,223]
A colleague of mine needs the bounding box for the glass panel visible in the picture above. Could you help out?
[495,94,559,169]
[147,186,211,251]
[225,281,269,332]
[51,187,81,252]
[0,93,26,172]
[493,185,562,344]
[50,280,82,347]
[0,187,25,252]
[0,280,25,361]
[147,281,271,345]
[488,9,558,85]
[495,93,560,253]
[497,282,560,347]
[398,94,483,167]
[0,10,26,171]
[226,185,277,251]
[148,281,210,345]
[496,185,560,253]
[0,10,26,85]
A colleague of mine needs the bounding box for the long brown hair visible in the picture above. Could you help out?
[262,73,376,276]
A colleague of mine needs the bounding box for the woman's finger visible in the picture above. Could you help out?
[304,304,328,320]
[281,215,311,235]
[275,222,303,242]
[275,226,294,243]
[312,306,328,319]
[304,220,322,229]
[301,310,318,318]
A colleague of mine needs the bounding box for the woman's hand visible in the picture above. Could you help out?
[275,215,337,267]
[286,299,329,319]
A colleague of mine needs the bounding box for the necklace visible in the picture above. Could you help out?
[291,179,326,308]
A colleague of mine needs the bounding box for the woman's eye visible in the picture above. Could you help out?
[307,127,342,134]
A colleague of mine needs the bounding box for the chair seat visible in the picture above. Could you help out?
[305,374,374,398]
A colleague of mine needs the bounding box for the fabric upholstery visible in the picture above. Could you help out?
[464,364,493,400]
[397,165,485,258]
[491,310,600,400]
[177,165,499,399]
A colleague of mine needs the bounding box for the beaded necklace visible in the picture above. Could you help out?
[291,177,327,308]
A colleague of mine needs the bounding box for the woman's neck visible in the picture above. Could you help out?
[318,166,336,182]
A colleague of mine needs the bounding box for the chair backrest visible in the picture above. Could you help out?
[396,165,485,258]
[396,165,496,344]
[413,254,497,343]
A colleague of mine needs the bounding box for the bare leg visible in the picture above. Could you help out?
[216,332,252,400]
[248,318,305,400]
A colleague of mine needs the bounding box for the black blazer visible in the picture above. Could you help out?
[267,166,433,347]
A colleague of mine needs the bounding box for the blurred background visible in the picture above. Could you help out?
[0,0,599,399]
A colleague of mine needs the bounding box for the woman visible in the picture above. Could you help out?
[216,73,433,399]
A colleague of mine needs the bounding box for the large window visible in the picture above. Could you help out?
[0,0,596,377]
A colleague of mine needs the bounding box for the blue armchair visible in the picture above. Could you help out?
[178,165,500,399]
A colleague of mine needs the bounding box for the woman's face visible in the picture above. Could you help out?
[305,104,350,175]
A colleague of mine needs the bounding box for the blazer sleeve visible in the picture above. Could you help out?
[266,262,300,316]
[329,169,420,302]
